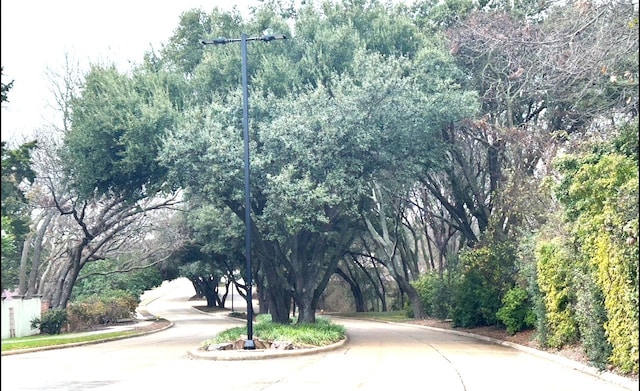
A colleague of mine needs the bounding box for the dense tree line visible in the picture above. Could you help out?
[1,0,637,374]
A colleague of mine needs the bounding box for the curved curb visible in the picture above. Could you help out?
[1,320,174,356]
[187,336,348,361]
[380,320,639,391]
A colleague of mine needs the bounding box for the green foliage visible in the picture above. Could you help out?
[1,216,16,255]
[535,239,579,348]
[411,271,455,320]
[1,67,14,102]
[556,149,639,374]
[204,315,346,349]
[536,123,639,374]
[1,216,18,290]
[573,270,611,370]
[496,286,536,335]
[593,233,638,374]
[613,120,639,163]
[451,242,517,328]
[1,140,37,290]
[67,290,138,329]
[161,19,475,318]
[161,9,215,76]
[31,309,68,335]
[72,259,163,302]
[515,230,551,346]
[64,65,176,199]
[451,266,486,327]
[1,141,37,236]
[411,0,478,33]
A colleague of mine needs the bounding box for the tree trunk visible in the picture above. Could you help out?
[396,276,424,319]
[373,262,388,311]
[256,279,269,315]
[194,276,222,308]
[335,267,366,312]
[267,284,292,324]
[296,293,316,324]
[26,211,54,298]
[17,237,31,295]
[353,289,365,312]
[57,246,83,309]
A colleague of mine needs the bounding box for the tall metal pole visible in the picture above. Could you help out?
[201,33,287,351]
[240,33,255,350]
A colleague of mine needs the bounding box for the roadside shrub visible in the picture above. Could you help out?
[404,301,415,318]
[67,290,138,330]
[573,269,611,370]
[411,272,454,320]
[451,243,517,328]
[30,309,68,335]
[536,239,579,348]
[451,268,485,327]
[593,231,639,374]
[496,286,536,335]
[556,150,639,374]
[532,289,550,348]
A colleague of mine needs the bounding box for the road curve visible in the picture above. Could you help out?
[1,278,636,391]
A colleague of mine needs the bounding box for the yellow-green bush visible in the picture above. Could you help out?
[559,152,639,374]
[590,219,638,374]
[535,239,579,348]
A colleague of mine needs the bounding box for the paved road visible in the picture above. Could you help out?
[1,278,636,391]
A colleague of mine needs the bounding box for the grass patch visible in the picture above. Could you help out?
[339,310,410,322]
[1,330,140,352]
[203,314,346,349]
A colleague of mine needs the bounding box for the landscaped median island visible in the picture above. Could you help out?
[199,314,347,352]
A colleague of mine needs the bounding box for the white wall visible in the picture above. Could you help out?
[1,297,42,339]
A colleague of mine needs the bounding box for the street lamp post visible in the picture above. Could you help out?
[202,33,287,350]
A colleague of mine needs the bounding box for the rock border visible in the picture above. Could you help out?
[187,336,348,361]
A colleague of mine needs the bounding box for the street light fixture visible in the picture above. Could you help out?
[201,33,287,350]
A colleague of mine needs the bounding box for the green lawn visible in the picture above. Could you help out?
[1,329,142,352]
[338,310,410,322]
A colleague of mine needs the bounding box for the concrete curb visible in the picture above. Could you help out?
[187,337,348,361]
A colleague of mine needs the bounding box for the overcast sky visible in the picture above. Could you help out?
[1,0,257,144]
[1,0,413,145]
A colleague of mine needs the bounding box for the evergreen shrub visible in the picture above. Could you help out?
[451,243,516,328]
[30,309,68,335]
[411,271,454,320]
[535,239,579,348]
[496,286,536,335]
